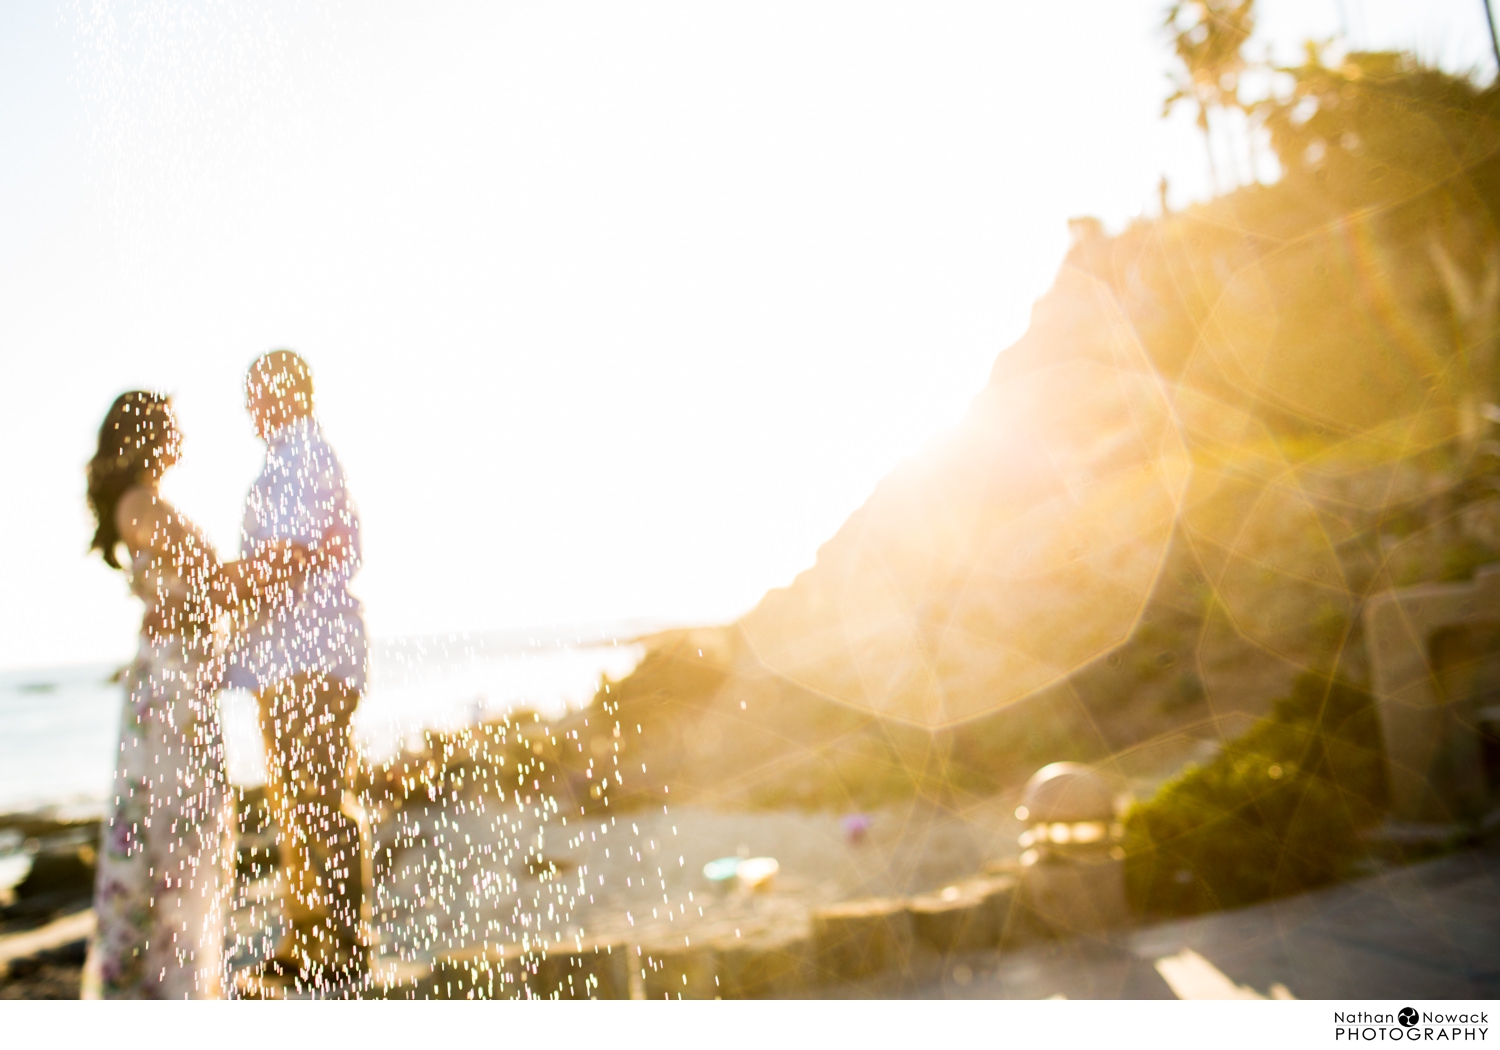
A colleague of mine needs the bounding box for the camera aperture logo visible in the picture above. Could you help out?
[1336,1008,1489,1041]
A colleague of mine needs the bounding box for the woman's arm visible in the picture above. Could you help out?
[116,487,225,633]
[115,488,301,614]
[115,486,198,558]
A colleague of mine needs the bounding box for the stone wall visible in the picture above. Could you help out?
[1364,565,1500,822]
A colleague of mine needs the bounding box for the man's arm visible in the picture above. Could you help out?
[211,540,307,612]
[231,429,361,602]
[291,530,358,575]
[220,525,356,606]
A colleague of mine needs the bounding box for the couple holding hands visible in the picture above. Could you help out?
[82,351,370,998]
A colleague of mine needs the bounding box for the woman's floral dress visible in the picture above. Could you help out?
[82,544,234,999]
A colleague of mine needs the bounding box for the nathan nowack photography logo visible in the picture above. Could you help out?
[1335,1008,1489,1042]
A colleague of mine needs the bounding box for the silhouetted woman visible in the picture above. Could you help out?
[80,391,285,998]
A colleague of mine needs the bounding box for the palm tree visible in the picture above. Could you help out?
[1485,0,1500,78]
[1162,0,1257,192]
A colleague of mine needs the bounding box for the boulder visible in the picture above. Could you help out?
[16,845,95,899]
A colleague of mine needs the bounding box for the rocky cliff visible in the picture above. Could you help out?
[528,56,1500,811]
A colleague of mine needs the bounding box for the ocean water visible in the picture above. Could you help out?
[0,662,124,816]
[0,632,645,816]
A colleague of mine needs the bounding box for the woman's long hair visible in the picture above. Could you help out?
[87,391,178,570]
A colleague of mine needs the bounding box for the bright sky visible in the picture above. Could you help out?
[1,0,1493,671]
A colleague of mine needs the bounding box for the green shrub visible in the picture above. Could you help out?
[1124,673,1386,916]
[1441,538,1497,583]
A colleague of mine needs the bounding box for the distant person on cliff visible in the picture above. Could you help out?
[230,350,371,990]
[82,391,301,999]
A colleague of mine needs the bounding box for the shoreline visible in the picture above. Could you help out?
[0,632,653,816]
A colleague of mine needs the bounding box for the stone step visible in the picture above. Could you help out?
[907,875,1016,954]
[398,938,638,999]
[398,943,534,1000]
[408,872,1051,998]
[810,897,913,982]
[713,927,812,998]
[635,940,718,999]
[533,940,630,999]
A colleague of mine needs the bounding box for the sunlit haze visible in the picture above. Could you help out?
[2,0,1492,670]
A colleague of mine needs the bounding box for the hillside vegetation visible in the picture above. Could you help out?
[397,56,1500,839]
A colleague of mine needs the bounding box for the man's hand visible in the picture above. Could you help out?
[212,534,356,614]
[290,533,358,576]
[213,540,309,612]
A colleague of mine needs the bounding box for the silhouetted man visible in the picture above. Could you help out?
[231,349,369,987]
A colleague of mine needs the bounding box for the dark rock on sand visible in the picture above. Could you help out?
[0,939,86,1000]
[16,846,96,899]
